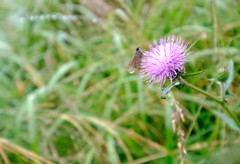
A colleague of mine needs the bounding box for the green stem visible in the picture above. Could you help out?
[219,82,224,102]
[177,77,221,104]
[177,76,240,128]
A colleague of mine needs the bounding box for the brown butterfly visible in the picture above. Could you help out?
[127,47,143,74]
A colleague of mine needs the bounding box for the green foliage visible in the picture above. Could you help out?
[0,0,240,163]
[161,82,182,99]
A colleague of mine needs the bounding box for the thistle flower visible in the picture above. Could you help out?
[140,36,189,86]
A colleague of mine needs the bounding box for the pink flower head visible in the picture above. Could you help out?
[140,36,189,86]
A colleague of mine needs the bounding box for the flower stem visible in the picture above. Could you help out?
[177,76,240,128]
[217,82,224,102]
[177,77,221,103]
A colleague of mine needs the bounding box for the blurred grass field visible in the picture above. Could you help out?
[0,0,240,163]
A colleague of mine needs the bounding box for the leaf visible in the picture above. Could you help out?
[184,36,202,53]
[181,70,204,77]
[224,92,233,101]
[212,110,240,132]
[223,60,234,93]
[107,135,119,164]
[208,78,216,82]
[161,81,182,99]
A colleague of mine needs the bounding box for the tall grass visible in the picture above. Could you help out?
[0,0,240,163]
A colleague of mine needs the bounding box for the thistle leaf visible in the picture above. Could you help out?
[223,61,234,93]
[161,81,182,99]
[181,70,204,77]
[212,110,240,132]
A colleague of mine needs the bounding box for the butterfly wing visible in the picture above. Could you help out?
[127,47,142,74]
[127,55,138,74]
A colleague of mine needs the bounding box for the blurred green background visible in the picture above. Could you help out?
[0,0,240,163]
